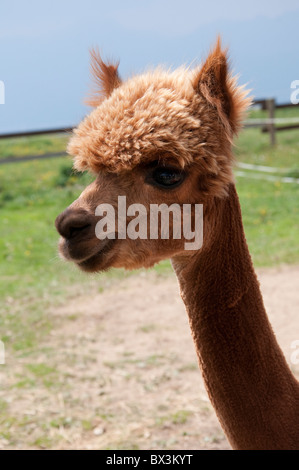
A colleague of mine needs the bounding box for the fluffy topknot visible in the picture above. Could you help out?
[68,38,251,198]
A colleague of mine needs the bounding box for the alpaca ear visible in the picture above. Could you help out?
[85,48,122,107]
[194,37,250,135]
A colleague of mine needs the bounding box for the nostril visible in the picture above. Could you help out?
[68,224,91,239]
[55,209,93,240]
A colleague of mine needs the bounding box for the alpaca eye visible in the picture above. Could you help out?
[151,167,185,189]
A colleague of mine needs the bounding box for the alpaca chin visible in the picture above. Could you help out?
[58,236,117,272]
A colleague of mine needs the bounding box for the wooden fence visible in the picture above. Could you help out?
[246,99,299,145]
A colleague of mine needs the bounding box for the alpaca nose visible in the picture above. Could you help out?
[55,208,94,240]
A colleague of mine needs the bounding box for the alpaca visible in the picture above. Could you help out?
[55,39,299,450]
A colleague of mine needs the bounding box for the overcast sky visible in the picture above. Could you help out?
[1,0,299,132]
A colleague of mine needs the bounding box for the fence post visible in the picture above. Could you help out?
[266,98,276,146]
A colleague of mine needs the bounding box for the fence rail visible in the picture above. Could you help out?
[0,152,66,165]
[0,127,73,139]
[0,127,73,165]
[248,99,299,145]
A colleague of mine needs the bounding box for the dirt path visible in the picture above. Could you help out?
[1,265,299,450]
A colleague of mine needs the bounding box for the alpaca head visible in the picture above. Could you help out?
[55,38,250,272]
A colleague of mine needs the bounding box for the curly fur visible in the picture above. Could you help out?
[68,38,251,198]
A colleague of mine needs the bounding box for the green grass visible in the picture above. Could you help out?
[234,124,299,266]
[0,157,133,305]
[0,158,110,303]
[155,409,192,427]
[235,126,299,169]
[0,133,69,160]
[249,104,299,121]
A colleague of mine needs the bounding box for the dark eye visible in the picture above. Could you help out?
[150,167,185,189]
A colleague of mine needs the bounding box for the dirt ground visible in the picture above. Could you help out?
[1,265,299,450]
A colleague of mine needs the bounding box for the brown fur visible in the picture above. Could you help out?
[68,39,250,198]
[56,38,299,449]
[85,48,122,107]
[172,185,299,449]
[195,37,249,135]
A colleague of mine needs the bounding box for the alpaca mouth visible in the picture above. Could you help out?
[58,236,116,271]
[76,239,117,272]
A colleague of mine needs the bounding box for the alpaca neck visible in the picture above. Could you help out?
[172,184,299,450]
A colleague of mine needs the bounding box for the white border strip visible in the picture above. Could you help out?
[244,117,299,125]
[237,162,288,173]
[235,171,299,184]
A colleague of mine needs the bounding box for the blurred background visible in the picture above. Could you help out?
[1,0,299,132]
[0,0,298,450]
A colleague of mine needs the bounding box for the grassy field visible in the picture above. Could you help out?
[0,115,299,448]
[0,134,69,160]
